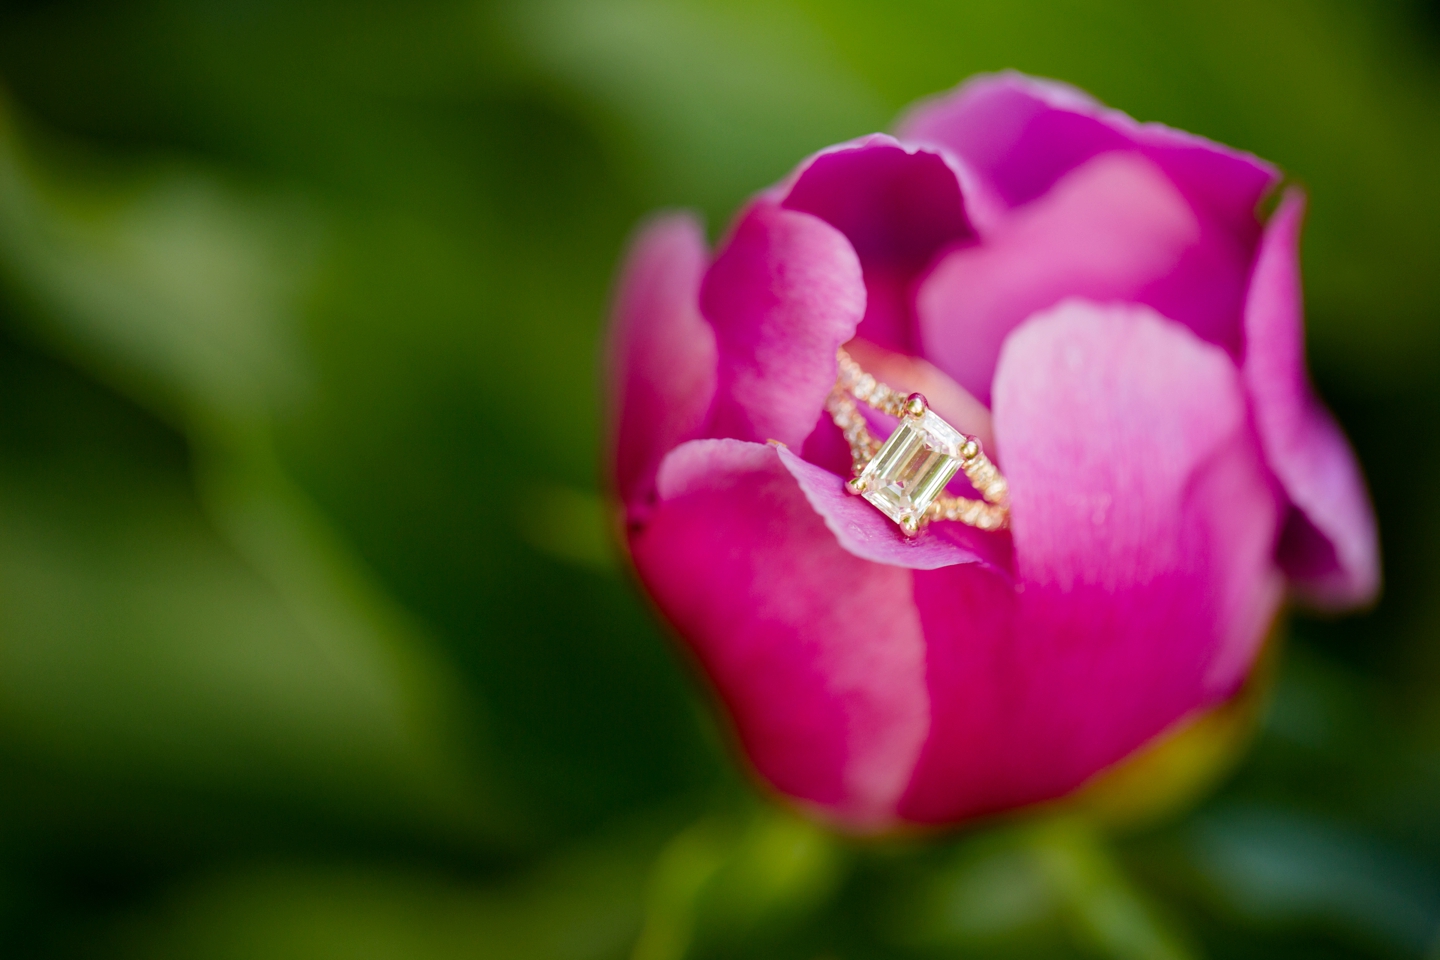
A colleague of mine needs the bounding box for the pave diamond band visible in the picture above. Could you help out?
[828,347,1009,536]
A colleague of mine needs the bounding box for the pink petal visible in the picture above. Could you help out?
[895,560,1022,821]
[797,408,856,479]
[916,151,1202,403]
[779,135,976,352]
[701,202,866,449]
[1243,191,1380,608]
[903,72,1275,385]
[781,135,974,271]
[634,438,930,829]
[898,71,1277,234]
[842,338,995,450]
[899,301,1283,822]
[797,337,996,489]
[775,444,1009,574]
[608,213,716,516]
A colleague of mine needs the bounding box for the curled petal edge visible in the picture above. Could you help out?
[608,212,717,517]
[642,436,932,829]
[1242,190,1380,609]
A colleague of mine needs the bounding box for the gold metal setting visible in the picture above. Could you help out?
[828,347,1010,536]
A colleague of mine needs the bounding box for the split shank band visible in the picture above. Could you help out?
[825,347,1010,536]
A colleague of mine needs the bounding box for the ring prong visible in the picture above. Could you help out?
[829,354,1010,533]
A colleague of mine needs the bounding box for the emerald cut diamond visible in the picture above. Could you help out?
[855,409,967,534]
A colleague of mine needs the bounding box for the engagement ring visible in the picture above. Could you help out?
[827,347,1010,536]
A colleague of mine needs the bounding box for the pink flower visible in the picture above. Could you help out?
[606,72,1378,831]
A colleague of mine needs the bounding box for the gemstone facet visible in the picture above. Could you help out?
[856,409,967,534]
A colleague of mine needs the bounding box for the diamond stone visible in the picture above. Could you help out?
[857,409,967,533]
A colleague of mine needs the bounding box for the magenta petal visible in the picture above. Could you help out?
[916,151,1201,403]
[775,445,1007,573]
[608,213,716,515]
[900,301,1283,822]
[896,561,1021,821]
[780,135,975,352]
[997,302,1284,704]
[1243,191,1380,608]
[634,438,929,828]
[898,71,1277,232]
[701,202,866,448]
[903,73,1272,368]
[782,135,973,270]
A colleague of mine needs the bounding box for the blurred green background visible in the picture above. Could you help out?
[0,1,1434,957]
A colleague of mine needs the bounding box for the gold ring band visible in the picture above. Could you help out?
[827,347,1009,536]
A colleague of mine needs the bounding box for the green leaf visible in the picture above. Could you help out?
[88,825,666,960]
[491,0,888,222]
[633,806,845,960]
[887,817,1197,960]
[0,103,510,851]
